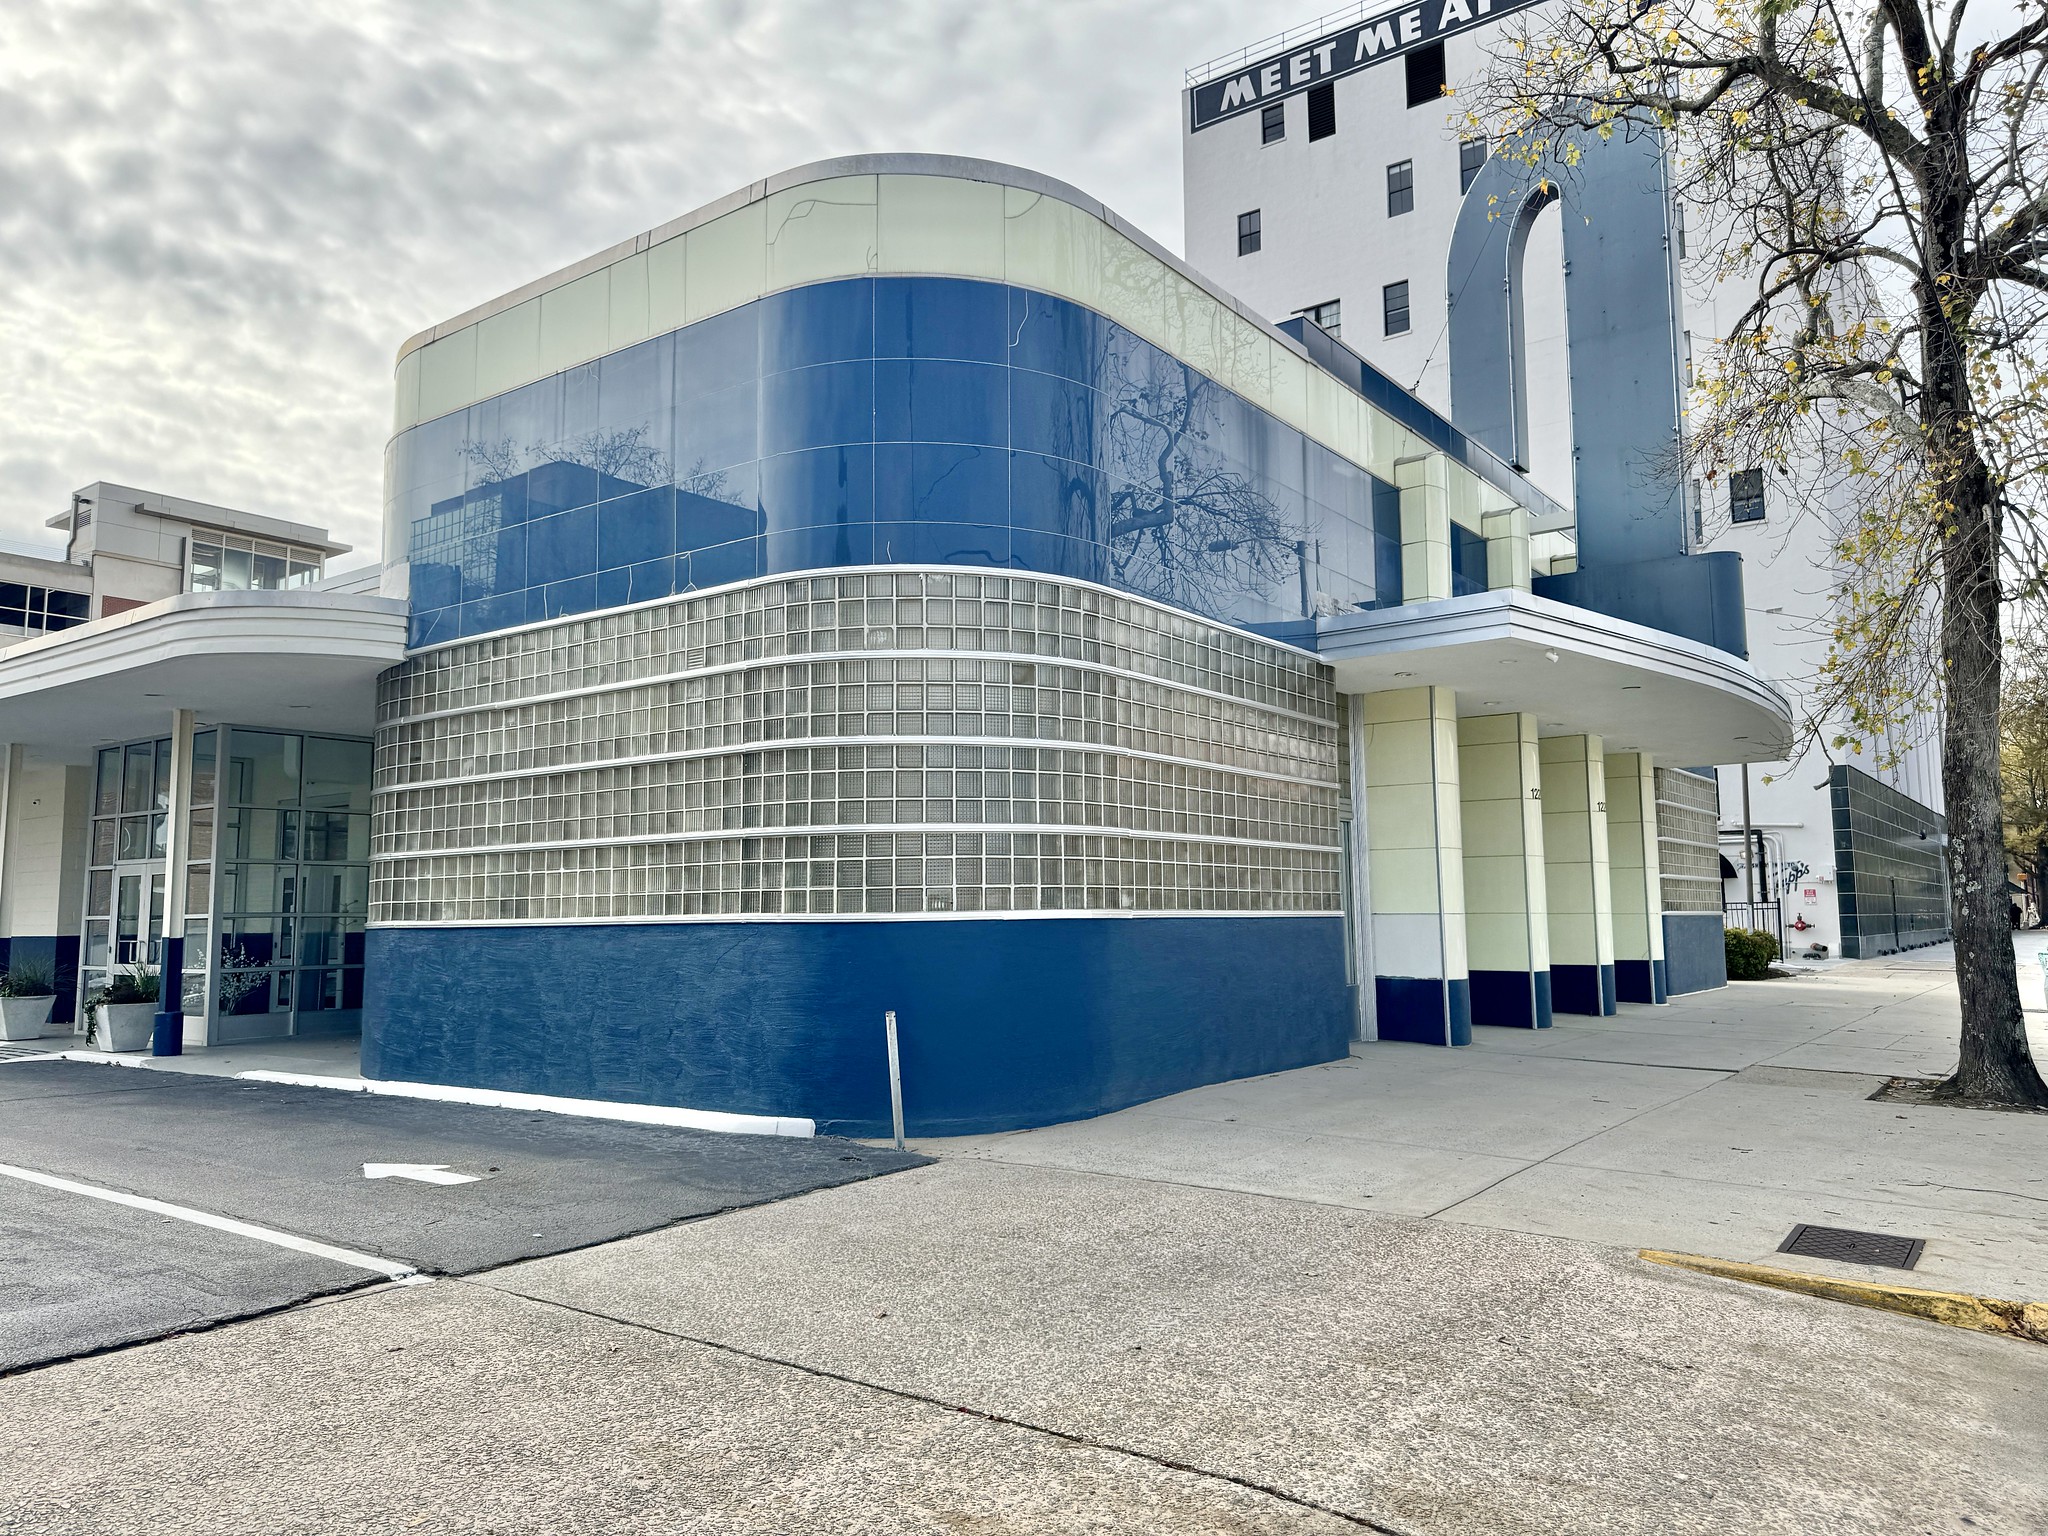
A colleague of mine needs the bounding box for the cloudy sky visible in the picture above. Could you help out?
[0,0,1285,564]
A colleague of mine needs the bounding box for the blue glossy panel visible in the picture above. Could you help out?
[397,277,1418,644]
[1451,523,1488,598]
[362,915,1351,1137]
[879,276,1007,362]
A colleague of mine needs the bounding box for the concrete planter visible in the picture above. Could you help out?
[96,1002,156,1054]
[0,995,53,1040]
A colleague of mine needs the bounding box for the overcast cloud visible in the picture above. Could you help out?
[0,0,1283,562]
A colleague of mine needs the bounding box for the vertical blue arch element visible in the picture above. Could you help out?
[1447,132,1687,569]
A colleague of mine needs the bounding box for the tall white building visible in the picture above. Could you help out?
[1182,0,1950,958]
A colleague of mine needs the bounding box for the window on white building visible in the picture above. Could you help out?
[1387,160,1414,217]
[1383,281,1411,336]
[1460,138,1488,194]
[1261,103,1285,143]
[1730,468,1767,523]
[1237,210,1262,256]
[1307,82,1336,140]
[1299,300,1342,339]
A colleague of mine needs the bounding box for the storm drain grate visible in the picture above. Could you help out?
[1778,1224,1925,1270]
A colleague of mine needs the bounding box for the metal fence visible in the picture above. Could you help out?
[1723,900,1784,952]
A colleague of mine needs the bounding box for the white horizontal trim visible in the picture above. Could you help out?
[387,643,1332,738]
[370,821,1340,862]
[376,732,1337,797]
[234,1070,813,1137]
[367,908,1341,929]
[0,1156,419,1283]
[394,564,1324,672]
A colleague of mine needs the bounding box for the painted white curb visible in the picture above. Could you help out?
[234,1070,816,1139]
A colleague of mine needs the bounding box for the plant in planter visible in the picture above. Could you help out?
[0,958,57,1041]
[84,965,161,1053]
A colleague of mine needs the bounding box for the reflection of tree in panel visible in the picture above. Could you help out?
[1101,359,1302,619]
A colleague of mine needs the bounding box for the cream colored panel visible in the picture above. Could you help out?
[1304,368,1359,462]
[877,174,1005,278]
[1361,686,1432,725]
[539,270,610,374]
[393,349,422,435]
[1164,273,1224,382]
[1098,225,1174,352]
[687,200,767,323]
[1368,840,1442,907]
[1367,783,1438,849]
[647,236,688,336]
[1269,348,1309,429]
[416,328,477,424]
[764,175,877,291]
[1003,185,1093,303]
[474,299,541,401]
[1466,912,1532,970]
[608,250,651,351]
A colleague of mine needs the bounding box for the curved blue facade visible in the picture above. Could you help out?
[390,277,1404,649]
[363,916,1350,1137]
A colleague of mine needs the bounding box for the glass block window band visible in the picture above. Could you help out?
[372,571,1341,924]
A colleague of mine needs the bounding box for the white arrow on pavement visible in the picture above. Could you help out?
[362,1162,482,1186]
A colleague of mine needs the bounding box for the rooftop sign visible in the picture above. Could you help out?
[1187,0,1547,131]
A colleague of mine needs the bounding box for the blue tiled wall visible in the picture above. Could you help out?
[390,278,1404,647]
[362,915,1352,1136]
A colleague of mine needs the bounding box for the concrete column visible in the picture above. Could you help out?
[1395,455,1452,604]
[1344,697,1378,1042]
[1361,686,1469,1045]
[0,743,18,951]
[1540,733,1617,1015]
[153,709,194,1055]
[1605,750,1668,1003]
[1459,713,1551,1028]
[1482,505,1532,593]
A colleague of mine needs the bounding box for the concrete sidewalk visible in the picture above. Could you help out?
[921,937,2048,1299]
[7,1159,2041,1535]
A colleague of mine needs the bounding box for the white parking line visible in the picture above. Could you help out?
[0,1161,424,1284]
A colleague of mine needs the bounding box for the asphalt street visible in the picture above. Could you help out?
[0,1060,925,1374]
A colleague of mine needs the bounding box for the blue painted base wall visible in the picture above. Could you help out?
[363,917,1351,1138]
[1469,968,1552,1029]
[1615,958,1668,1005]
[0,936,80,1026]
[1376,975,1472,1046]
[1552,963,1618,1016]
[1662,913,1727,995]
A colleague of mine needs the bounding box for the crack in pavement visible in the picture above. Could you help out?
[477,1279,1427,1536]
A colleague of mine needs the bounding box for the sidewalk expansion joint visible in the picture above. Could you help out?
[481,1282,1425,1535]
[1638,1250,2048,1345]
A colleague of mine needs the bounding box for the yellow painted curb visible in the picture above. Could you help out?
[1639,1250,2048,1345]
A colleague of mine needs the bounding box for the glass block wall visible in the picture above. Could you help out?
[1830,764,1949,957]
[372,569,1341,925]
[1654,766,1723,913]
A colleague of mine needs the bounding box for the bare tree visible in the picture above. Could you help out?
[1464,0,2048,1103]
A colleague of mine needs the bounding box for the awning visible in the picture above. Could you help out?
[0,590,409,760]
[1314,588,1797,765]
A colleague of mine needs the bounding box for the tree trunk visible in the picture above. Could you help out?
[1935,497,2044,1104]
[1920,112,2048,1106]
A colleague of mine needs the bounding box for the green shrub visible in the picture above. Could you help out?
[1725,926,1780,980]
[83,965,161,1045]
[0,958,55,997]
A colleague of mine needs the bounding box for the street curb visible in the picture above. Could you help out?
[1639,1250,2048,1344]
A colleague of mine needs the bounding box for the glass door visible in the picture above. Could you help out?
[111,864,167,968]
